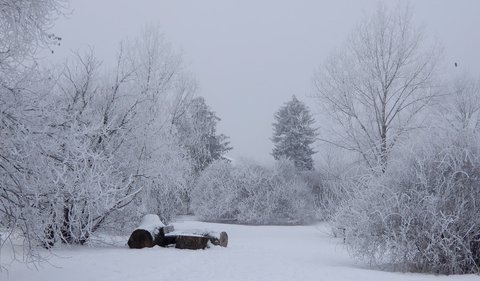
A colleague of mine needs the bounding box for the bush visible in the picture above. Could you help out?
[334,131,480,274]
[190,160,238,221]
[191,159,314,225]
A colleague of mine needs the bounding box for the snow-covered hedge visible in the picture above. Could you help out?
[334,131,480,274]
[191,159,314,225]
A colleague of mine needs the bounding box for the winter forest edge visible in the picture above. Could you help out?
[1,0,480,277]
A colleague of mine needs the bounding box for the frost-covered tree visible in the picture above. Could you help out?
[174,96,232,173]
[438,74,480,132]
[0,0,65,68]
[272,95,317,170]
[333,73,480,274]
[0,0,68,261]
[0,21,196,263]
[312,3,440,172]
[96,25,196,225]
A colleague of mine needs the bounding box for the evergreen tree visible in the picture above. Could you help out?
[272,96,317,170]
[175,96,232,173]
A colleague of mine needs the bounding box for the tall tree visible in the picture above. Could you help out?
[272,96,317,170]
[312,3,440,173]
[175,96,232,173]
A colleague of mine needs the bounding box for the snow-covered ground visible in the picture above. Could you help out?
[1,218,478,281]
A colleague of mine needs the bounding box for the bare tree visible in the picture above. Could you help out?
[312,4,440,172]
[438,74,480,132]
[118,25,196,218]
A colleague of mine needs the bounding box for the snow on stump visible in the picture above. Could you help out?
[128,214,165,249]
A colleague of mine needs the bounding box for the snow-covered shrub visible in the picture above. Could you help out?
[234,159,314,224]
[191,159,314,225]
[233,162,277,224]
[334,131,480,274]
[190,160,238,221]
[258,158,314,224]
[304,148,363,221]
[303,168,357,221]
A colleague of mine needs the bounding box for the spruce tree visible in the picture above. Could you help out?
[174,97,232,173]
[272,96,317,170]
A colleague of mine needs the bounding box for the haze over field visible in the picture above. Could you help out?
[49,0,480,163]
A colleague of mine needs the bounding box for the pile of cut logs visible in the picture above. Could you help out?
[127,214,228,250]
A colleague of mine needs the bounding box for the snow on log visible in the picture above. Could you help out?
[128,214,170,249]
[136,214,165,238]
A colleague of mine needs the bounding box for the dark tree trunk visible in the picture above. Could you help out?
[61,205,72,244]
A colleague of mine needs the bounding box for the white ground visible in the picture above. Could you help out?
[1,218,479,281]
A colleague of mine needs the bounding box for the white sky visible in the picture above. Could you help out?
[49,0,480,164]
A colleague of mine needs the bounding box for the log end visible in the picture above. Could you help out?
[127,229,154,249]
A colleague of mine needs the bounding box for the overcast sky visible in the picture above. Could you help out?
[49,0,480,164]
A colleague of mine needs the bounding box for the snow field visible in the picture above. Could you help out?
[1,219,479,281]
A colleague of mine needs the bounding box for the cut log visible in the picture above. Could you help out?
[128,229,154,249]
[174,235,209,250]
[128,215,227,250]
[164,230,229,249]
[128,214,171,249]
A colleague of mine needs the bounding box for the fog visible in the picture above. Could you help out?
[49,0,480,163]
